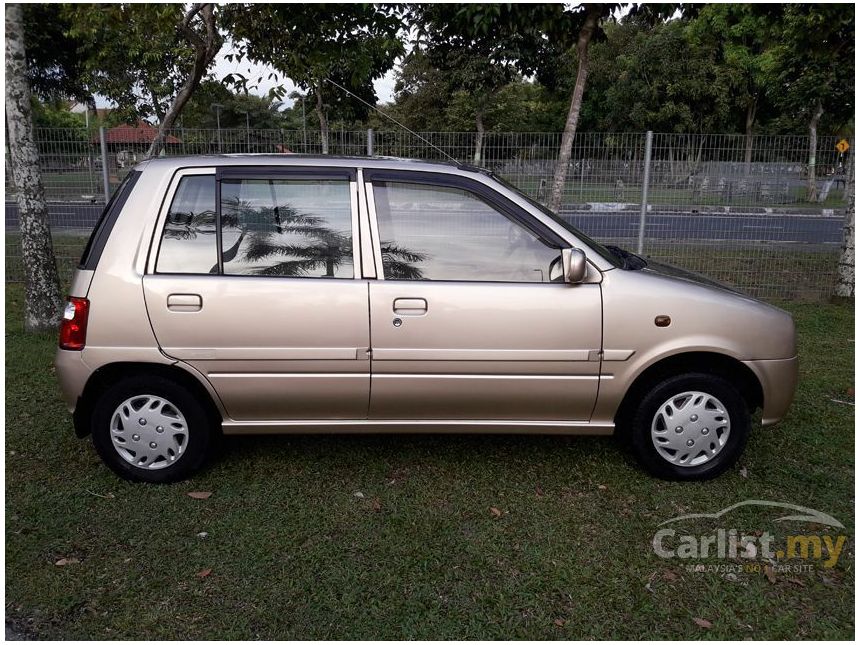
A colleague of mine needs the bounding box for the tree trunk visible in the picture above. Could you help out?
[548,5,602,212]
[473,110,485,164]
[316,84,329,155]
[805,100,824,202]
[744,98,757,172]
[834,145,855,298]
[5,3,63,332]
[146,3,221,158]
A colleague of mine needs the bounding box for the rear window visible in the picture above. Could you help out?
[79,171,140,269]
[155,175,217,274]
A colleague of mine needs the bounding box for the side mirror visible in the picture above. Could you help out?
[561,248,587,283]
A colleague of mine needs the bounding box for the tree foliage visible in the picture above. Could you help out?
[406,3,568,158]
[583,19,734,133]
[763,4,855,133]
[22,3,90,104]
[225,3,403,151]
[65,4,197,124]
[382,4,853,139]
[181,80,285,130]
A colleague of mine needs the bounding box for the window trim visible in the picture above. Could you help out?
[150,165,361,279]
[364,170,568,283]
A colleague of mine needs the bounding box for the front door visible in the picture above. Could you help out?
[143,166,370,421]
[364,171,602,421]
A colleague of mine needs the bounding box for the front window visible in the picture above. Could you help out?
[372,181,563,282]
[490,173,624,269]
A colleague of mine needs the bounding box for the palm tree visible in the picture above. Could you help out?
[380,242,428,280]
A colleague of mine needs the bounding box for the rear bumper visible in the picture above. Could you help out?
[54,348,91,413]
[743,356,799,426]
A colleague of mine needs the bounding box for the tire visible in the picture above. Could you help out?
[628,373,750,480]
[90,374,213,483]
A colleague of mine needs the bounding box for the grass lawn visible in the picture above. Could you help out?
[4,285,854,639]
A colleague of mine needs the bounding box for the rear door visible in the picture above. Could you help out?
[363,171,602,421]
[143,166,370,421]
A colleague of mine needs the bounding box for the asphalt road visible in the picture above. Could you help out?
[5,201,845,245]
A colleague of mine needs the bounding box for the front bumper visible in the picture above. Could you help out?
[742,356,799,426]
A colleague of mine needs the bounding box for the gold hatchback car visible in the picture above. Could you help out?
[55,156,798,483]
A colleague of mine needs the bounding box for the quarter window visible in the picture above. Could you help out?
[372,181,561,282]
[220,178,353,278]
[156,175,217,274]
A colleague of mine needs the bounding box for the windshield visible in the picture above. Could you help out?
[490,172,624,269]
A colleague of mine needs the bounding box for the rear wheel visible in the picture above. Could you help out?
[90,374,213,483]
[628,373,750,480]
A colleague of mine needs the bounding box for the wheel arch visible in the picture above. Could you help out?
[613,351,763,431]
[73,361,224,438]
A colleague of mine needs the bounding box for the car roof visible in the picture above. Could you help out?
[136,154,491,177]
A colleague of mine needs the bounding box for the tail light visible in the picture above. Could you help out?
[59,297,89,351]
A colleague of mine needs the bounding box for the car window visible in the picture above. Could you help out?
[372,181,561,282]
[156,175,218,274]
[79,170,139,269]
[220,178,353,278]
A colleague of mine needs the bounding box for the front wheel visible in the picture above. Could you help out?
[90,374,213,483]
[628,373,750,480]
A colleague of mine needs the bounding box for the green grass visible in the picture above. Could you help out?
[4,285,854,639]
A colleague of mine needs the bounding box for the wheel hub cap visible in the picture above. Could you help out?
[110,395,189,470]
[650,391,731,467]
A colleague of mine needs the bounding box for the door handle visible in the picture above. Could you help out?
[393,298,427,316]
[167,293,202,312]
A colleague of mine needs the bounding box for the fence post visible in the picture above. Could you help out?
[637,130,653,255]
[367,128,374,157]
[99,126,110,202]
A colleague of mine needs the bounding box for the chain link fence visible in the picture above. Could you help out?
[6,128,851,300]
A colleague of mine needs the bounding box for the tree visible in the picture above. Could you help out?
[226,4,403,154]
[382,51,453,131]
[408,3,565,162]
[66,3,221,158]
[180,80,286,129]
[5,3,63,331]
[764,5,854,200]
[688,5,776,169]
[22,3,90,104]
[546,4,613,212]
[834,147,854,299]
[545,4,688,212]
[583,19,733,134]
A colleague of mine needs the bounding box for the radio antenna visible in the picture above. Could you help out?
[323,77,459,163]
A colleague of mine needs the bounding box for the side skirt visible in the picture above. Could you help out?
[221,419,615,436]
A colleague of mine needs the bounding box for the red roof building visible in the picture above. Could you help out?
[92,121,182,146]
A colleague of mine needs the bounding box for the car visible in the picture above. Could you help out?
[54,155,798,483]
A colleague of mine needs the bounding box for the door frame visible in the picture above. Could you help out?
[360,169,571,281]
[146,165,364,280]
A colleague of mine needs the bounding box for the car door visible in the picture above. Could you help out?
[143,165,370,422]
[363,170,602,422]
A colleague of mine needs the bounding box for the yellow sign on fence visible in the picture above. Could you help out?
[836,139,850,153]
